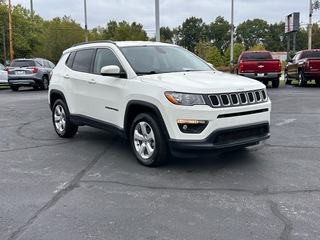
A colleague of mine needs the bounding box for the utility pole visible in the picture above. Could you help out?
[8,0,14,61]
[155,0,160,42]
[308,0,320,49]
[2,27,6,65]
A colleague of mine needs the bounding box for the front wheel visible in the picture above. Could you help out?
[130,113,169,167]
[284,72,292,85]
[52,99,78,138]
[10,85,19,91]
[298,71,307,87]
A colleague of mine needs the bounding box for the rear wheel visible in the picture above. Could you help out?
[52,99,78,138]
[272,78,280,88]
[298,71,307,87]
[315,79,320,87]
[130,113,169,167]
[40,76,49,90]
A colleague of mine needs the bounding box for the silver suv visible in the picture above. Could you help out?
[7,58,55,91]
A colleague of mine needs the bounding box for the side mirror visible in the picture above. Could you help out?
[101,65,126,78]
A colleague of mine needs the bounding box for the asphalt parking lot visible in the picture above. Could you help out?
[1,84,320,240]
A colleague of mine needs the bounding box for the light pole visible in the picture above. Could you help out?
[84,0,88,42]
[230,0,234,70]
[30,0,33,20]
[155,0,160,42]
[309,0,313,49]
[8,0,14,61]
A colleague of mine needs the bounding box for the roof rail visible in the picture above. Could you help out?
[72,40,115,47]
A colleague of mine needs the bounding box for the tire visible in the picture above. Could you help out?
[130,113,169,167]
[272,78,280,88]
[298,71,307,87]
[10,85,19,91]
[262,80,268,86]
[315,79,320,87]
[284,72,291,85]
[52,99,78,138]
[40,76,49,90]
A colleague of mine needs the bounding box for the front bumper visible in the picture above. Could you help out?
[240,72,281,80]
[168,122,270,157]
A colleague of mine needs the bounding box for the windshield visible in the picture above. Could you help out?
[120,45,214,75]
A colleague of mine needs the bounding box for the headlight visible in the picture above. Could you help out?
[165,92,205,106]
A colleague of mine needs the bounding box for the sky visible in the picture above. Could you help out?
[10,0,320,37]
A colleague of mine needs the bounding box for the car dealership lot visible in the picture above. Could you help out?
[1,85,320,240]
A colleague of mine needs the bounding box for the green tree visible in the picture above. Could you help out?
[102,20,148,41]
[177,17,206,52]
[206,16,230,53]
[207,45,224,67]
[235,19,269,50]
[194,42,211,61]
[160,26,173,43]
[224,43,245,66]
[37,16,85,63]
[11,4,44,58]
[264,22,286,51]
[249,44,265,51]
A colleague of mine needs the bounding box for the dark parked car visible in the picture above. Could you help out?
[7,58,55,91]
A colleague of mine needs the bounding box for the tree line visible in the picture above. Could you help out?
[1,2,319,66]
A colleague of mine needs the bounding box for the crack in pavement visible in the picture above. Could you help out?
[7,140,116,240]
[268,200,293,240]
[0,141,73,153]
[80,180,320,196]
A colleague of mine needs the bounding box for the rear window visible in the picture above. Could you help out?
[11,60,37,67]
[300,51,320,59]
[241,52,272,60]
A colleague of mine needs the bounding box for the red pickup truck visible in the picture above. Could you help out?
[285,49,320,87]
[233,51,282,88]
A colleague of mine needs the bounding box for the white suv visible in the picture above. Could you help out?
[48,41,271,167]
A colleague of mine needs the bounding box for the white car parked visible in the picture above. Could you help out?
[0,63,8,86]
[48,41,271,167]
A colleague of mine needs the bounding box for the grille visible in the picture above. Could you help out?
[209,89,268,108]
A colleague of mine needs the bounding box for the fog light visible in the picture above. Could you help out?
[177,120,208,134]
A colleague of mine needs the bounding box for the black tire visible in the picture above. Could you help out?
[298,71,307,87]
[262,80,268,86]
[284,72,292,85]
[10,85,19,91]
[130,113,169,167]
[272,78,280,88]
[315,79,320,87]
[52,99,78,138]
[40,76,49,90]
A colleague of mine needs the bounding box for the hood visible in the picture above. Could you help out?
[139,71,265,93]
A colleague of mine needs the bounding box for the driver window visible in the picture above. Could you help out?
[93,48,123,74]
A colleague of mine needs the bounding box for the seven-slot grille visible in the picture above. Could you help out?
[208,89,267,108]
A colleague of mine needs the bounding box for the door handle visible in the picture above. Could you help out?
[63,74,70,79]
[88,79,96,84]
